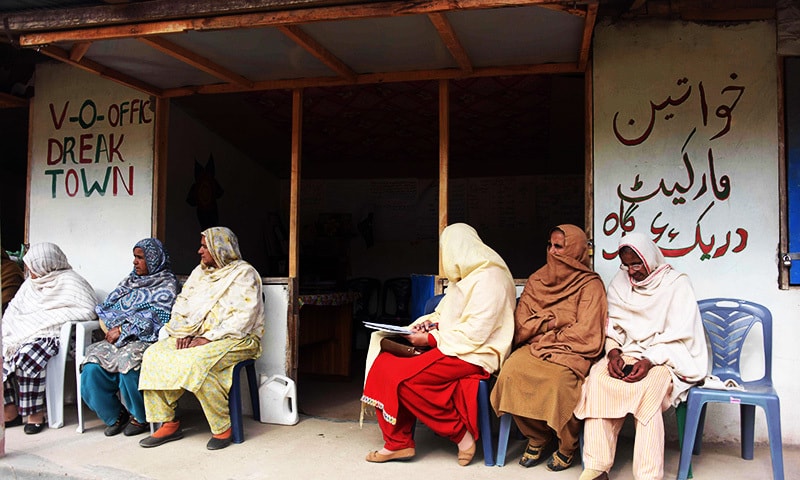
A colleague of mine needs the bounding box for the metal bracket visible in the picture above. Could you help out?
[780,252,800,267]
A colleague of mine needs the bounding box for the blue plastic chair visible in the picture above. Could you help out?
[229,359,260,444]
[422,294,496,466]
[677,298,784,480]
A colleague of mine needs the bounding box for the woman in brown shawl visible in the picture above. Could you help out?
[1,250,24,314]
[490,224,607,471]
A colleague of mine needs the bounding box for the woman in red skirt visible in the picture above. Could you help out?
[361,223,516,466]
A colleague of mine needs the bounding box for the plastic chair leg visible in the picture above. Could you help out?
[477,379,495,466]
[764,398,785,480]
[677,396,707,480]
[675,402,693,479]
[230,359,255,444]
[692,403,707,455]
[245,362,260,421]
[74,320,99,433]
[496,414,513,467]
[46,322,73,429]
[740,404,756,460]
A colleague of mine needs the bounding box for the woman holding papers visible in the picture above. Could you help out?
[361,223,516,466]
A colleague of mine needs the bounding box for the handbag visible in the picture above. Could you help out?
[380,336,428,357]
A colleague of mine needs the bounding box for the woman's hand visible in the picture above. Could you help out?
[622,358,652,383]
[105,326,121,344]
[188,337,211,348]
[410,320,438,333]
[403,331,430,347]
[176,336,211,349]
[607,348,626,379]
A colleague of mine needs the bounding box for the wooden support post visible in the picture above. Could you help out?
[438,79,449,281]
[153,96,168,239]
[288,88,303,379]
[584,61,595,266]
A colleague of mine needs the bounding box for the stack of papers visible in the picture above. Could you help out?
[363,322,412,334]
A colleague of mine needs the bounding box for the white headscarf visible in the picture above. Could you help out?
[606,233,708,405]
[3,243,97,357]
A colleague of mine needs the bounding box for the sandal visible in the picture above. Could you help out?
[546,450,575,472]
[5,415,23,428]
[104,408,130,437]
[24,422,45,435]
[123,418,150,436]
[519,441,546,468]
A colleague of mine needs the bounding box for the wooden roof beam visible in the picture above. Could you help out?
[160,61,582,97]
[427,13,473,73]
[18,0,560,46]
[138,36,254,88]
[578,1,597,71]
[38,45,163,97]
[0,92,28,108]
[276,25,357,81]
[69,41,92,62]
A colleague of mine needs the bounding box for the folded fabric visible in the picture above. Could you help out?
[699,375,745,391]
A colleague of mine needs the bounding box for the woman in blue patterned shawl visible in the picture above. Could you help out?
[80,238,179,437]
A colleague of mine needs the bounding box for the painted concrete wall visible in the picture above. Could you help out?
[164,103,282,276]
[593,19,799,443]
[29,63,155,299]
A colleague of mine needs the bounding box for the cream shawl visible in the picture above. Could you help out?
[3,243,97,357]
[606,232,708,405]
[165,227,264,341]
[363,224,515,377]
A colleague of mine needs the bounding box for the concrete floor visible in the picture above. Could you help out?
[0,404,796,480]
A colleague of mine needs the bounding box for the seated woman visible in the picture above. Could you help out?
[1,248,24,314]
[490,224,607,471]
[80,238,178,437]
[138,227,263,451]
[362,223,516,466]
[574,232,708,480]
[3,242,97,434]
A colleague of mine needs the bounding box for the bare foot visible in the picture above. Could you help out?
[4,404,19,422]
[28,411,44,425]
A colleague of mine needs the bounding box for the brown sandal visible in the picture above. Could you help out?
[457,442,476,466]
[519,441,546,468]
[546,450,575,471]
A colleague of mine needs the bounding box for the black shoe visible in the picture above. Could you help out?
[206,435,232,450]
[105,409,131,437]
[24,422,45,435]
[4,415,23,428]
[123,419,150,437]
[139,430,184,448]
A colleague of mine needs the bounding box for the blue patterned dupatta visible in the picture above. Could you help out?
[96,238,179,346]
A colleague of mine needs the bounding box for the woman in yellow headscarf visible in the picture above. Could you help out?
[362,223,516,466]
[138,227,263,451]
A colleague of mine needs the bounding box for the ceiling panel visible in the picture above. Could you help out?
[302,15,458,74]
[448,6,585,66]
[84,37,222,89]
[162,27,335,81]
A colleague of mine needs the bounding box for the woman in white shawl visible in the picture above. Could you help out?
[138,227,263,451]
[3,243,97,434]
[574,232,708,480]
[362,223,516,466]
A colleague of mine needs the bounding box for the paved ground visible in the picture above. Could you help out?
[0,405,797,480]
